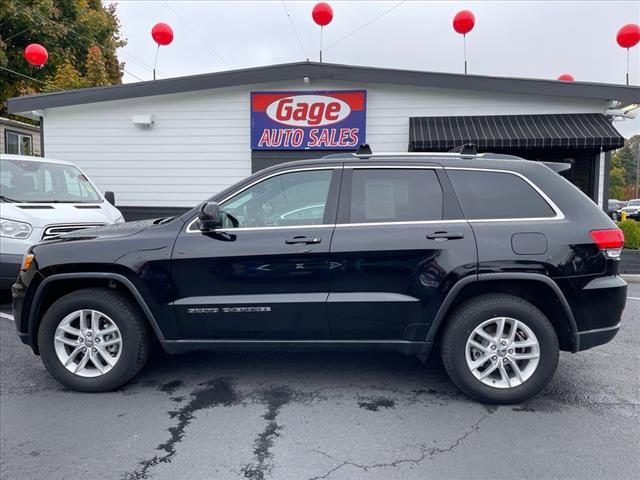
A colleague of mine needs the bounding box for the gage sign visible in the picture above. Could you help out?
[251,90,366,150]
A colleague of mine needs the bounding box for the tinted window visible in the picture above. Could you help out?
[222,169,333,227]
[447,169,556,219]
[349,169,443,223]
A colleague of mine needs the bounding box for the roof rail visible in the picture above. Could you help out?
[448,143,477,156]
[356,144,372,156]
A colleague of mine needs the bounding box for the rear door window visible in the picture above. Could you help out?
[348,168,443,223]
[447,169,556,220]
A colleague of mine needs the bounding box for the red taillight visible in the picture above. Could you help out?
[590,229,624,250]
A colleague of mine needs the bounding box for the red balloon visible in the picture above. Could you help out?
[24,43,48,67]
[152,23,174,46]
[557,74,575,82]
[312,2,333,27]
[453,10,475,35]
[617,23,640,49]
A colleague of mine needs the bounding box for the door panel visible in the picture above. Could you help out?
[328,166,477,340]
[328,222,476,340]
[172,167,341,339]
[173,226,334,339]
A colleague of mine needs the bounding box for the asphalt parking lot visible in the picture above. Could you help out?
[1,287,639,480]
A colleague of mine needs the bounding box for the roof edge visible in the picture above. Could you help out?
[6,61,640,113]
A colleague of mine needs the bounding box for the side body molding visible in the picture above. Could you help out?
[28,273,167,351]
[419,272,579,359]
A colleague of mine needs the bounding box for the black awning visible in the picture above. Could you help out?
[409,113,625,151]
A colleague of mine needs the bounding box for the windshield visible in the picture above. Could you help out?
[628,200,640,206]
[0,159,101,203]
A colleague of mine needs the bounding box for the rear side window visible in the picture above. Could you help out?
[349,169,443,223]
[447,169,556,220]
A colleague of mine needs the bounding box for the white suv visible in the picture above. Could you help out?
[0,154,124,290]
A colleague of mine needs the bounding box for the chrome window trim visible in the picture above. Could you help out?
[445,167,565,222]
[345,165,442,169]
[334,219,466,228]
[186,166,339,233]
[186,164,565,233]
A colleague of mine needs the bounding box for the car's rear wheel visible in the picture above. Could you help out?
[38,288,150,392]
[441,294,559,404]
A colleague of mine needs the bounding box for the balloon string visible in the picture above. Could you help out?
[153,44,160,81]
[463,34,467,74]
[627,48,630,86]
[320,26,323,63]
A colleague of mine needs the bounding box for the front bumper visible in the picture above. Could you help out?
[0,253,22,291]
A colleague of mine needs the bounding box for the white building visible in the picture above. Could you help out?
[6,62,638,220]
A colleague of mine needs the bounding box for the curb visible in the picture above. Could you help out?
[621,274,640,283]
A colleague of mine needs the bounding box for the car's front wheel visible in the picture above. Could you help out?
[441,294,559,404]
[38,288,150,392]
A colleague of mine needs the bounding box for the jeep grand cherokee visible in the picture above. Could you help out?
[12,152,626,404]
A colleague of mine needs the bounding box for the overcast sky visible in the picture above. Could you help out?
[110,0,639,137]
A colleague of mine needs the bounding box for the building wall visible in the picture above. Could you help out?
[41,79,611,209]
[1,116,42,156]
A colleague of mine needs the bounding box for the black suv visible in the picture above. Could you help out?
[12,153,626,404]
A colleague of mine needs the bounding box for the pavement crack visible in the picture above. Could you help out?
[121,377,240,480]
[308,409,494,480]
[241,385,295,480]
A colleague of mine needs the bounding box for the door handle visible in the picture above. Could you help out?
[426,231,465,241]
[285,236,322,245]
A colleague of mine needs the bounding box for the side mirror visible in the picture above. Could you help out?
[197,202,222,231]
[104,191,115,206]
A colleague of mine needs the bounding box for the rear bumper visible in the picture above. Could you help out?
[575,324,620,351]
[565,275,626,351]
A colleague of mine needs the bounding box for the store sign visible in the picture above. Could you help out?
[251,90,366,150]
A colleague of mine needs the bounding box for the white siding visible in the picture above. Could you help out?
[43,80,610,208]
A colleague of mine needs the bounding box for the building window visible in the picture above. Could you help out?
[5,130,33,156]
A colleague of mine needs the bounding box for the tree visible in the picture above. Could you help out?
[84,44,109,86]
[0,0,125,106]
[47,58,84,91]
[611,134,640,198]
[609,153,627,200]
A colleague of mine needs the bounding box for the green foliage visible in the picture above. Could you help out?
[610,135,640,197]
[616,220,640,249]
[609,152,627,200]
[0,0,125,104]
[84,44,109,87]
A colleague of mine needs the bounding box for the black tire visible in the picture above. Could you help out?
[38,288,151,392]
[441,294,559,404]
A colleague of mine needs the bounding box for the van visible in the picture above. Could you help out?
[0,154,124,290]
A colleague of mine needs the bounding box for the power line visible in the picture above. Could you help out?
[281,0,309,60]
[162,1,231,69]
[312,0,406,59]
[1,65,54,87]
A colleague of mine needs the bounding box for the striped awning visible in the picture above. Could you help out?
[409,113,625,151]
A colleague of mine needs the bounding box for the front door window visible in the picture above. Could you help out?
[222,169,333,228]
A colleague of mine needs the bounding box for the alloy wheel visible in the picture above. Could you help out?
[53,309,122,378]
[465,316,540,389]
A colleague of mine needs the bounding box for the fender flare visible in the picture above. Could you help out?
[421,272,579,357]
[28,272,166,352]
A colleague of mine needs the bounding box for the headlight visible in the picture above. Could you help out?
[0,218,32,239]
[114,214,125,224]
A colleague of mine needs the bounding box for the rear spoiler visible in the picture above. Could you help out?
[542,161,571,173]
